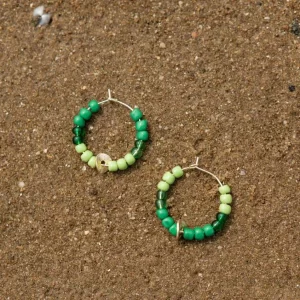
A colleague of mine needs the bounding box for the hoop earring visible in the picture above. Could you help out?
[72,89,149,173]
[155,157,232,241]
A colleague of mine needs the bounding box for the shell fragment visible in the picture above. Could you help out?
[96,153,112,173]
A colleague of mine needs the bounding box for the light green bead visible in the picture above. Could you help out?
[88,156,96,168]
[117,158,128,170]
[172,166,184,178]
[81,150,93,162]
[219,185,231,194]
[75,143,87,153]
[219,203,232,215]
[220,194,232,204]
[124,153,136,166]
[108,161,118,172]
[157,181,170,192]
[162,172,175,185]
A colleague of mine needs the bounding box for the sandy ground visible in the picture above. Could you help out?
[0,1,299,299]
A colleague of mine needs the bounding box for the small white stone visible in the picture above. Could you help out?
[33,5,44,17]
[159,42,166,48]
[84,230,90,235]
[38,13,51,26]
[18,181,25,188]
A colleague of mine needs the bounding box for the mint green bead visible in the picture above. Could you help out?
[169,223,177,236]
[219,203,231,215]
[73,115,85,127]
[88,100,100,113]
[172,166,184,178]
[183,228,195,240]
[81,150,93,162]
[136,130,149,141]
[194,227,205,240]
[220,194,232,204]
[135,119,148,131]
[88,156,97,168]
[75,143,87,153]
[124,153,136,165]
[219,185,231,194]
[117,158,128,170]
[162,172,175,185]
[130,108,143,121]
[108,161,118,172]
[156,208,169,220]
[203,224,215,237]
[162,216,174,229]
[157,181,170,192]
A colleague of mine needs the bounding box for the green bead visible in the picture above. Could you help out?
[157,181,170,192]
[220,194,232,204]
[162,216,174,229]
[219,185,231,194]
[219,203,231,215]
[136,131,149,141]
[155,199,167,209]
[162,172,175,185]
[88,156,97,168]
[157,190,167,201]
[156,208,169,220]
[88,100,100,113]
[108,161,118,172]
[131,147,143,159]
[183,228,195,240]
[124,153,136,166]
[81,150,93,162]
[172,166,184,178]
[202,224,215,237]
[212,220,223,232]
[72,126,86,137]
[73,115,86,127]
[117,158,128,170]
[72,136,83,145]
[194,227,205,240]
[216,212,228,224]
[130,108,143,121]
[79,108,92,120]
[135,119,148,131]
[169,223,177,236]
[75,143,87,153]
[135,140,146,150]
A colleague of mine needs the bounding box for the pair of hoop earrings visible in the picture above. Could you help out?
[72,90,233,241]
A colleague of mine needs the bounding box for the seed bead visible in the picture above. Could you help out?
[172,166,184,178]
[220,194,232,204]
[219,185,231,194]
[162,172,176,185]
[157,181,170,192]
[108,161,118,172]
[88,100,100,113]
[219,203,231,215]
[81,150,93,162]
[88,156,97,168]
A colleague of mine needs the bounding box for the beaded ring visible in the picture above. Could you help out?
[155,157,232,241]
[72,90,149,173]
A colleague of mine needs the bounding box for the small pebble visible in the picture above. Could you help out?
[289,85,296,92]
[240,169,246,176]
[18,181,25,188]
[159,42,166,48]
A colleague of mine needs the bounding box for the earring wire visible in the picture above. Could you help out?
[98,89,134,111]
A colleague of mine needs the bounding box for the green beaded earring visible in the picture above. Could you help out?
[72,89,149,173]
[155,157,233,241]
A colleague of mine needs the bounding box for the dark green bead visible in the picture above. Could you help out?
[131,147,143,159]
[156,208,169,220]
[135,140,146,151]
[88,100,100,113]
[72,127,86,137]
[212,220,223,232]
[73,115,85,127]
[79,108,92,120]
[203,224,215,237]
[130,108,143,121]
[136,130,149,141]
[72,136,83,145]
[155,199,167,209]
[183,227,195,240]
[135,119,148,131]
[169,223,177,236]
[162,216,174,229]
[216,212,228,224]
[157,190,167,201]
[194,227,205,240]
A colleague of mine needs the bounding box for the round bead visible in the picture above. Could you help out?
[183,228,195,240]
[155,199,167,209]
[169,223,177,236]
[81,150,93,162]
[108,161,118,172]
[157,181,170,192]
[156,208,169,220]
[88,156,97,168]
[136,131,149,141]
[124,153,136,166]
[131,147,143,159]
[135,119,148,131]
[72,136,83,145]
[130,108,143,122]
[72,126,85,137]
[73,115,85,127]
[202,224,215,237]
[219,203,232,215]
[157,190,167,201]
[162,216,174,229]
[162,172,176,185]
[194,227,205,240]
[88,100,100,113]
[220,194,232,204]
[135,140,146,150]
[79,108,92,120]
[172,166,184,178]
[219,185,231,194]
[117,158,128,170]
[75,143,87,153]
